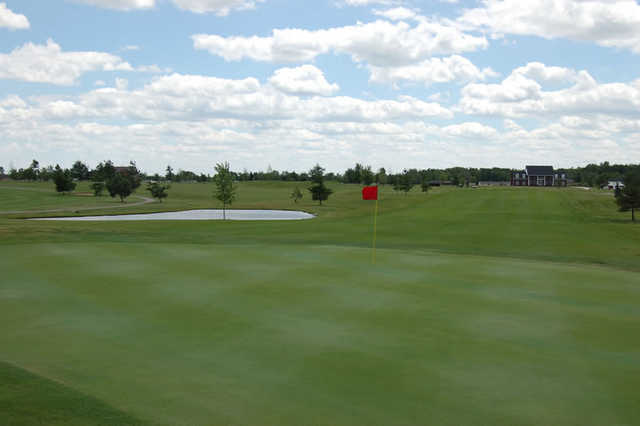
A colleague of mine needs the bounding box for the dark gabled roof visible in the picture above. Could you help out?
[526,165,554,176]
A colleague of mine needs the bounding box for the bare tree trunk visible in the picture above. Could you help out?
[223,203,226,220]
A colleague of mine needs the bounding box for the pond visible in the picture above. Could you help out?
[30,209,315,221]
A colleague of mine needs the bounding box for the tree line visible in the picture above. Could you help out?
[3,160,638,187]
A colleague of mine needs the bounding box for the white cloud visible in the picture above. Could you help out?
[0,40,168,85]
[71,0,155,10]
[372,7,416,20]
[0,39,133,85]
[171,0,263,15]
[459,0,640,53]
[442,122,497,138]
[192,18,488,66]
[369,54,498,86]
[268,65,339,96]
[343,0,396,5]
[0,2,29,30]
[458,62,640,118]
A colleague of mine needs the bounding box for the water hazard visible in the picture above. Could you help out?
[30,209,315,221]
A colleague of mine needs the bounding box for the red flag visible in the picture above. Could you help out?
[362,185,378,200]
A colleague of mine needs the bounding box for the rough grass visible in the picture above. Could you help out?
[1,181,639,425]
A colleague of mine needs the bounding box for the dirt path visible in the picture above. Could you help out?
[0,195,156,215]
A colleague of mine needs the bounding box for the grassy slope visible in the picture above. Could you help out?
[0,361,145,425]
[1,181,639,425]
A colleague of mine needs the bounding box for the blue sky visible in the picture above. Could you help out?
[1,0,640,174]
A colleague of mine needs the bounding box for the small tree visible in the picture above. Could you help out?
[394,170,414,195]
[106,173,133,202]
[213,162,237,220]
[615,170,640,222]
[166,165,174,181]
[147,181,170,202]
[308,164,333,205]
[70,161,90,180]
[361,166,375,185]
[91,181,105,196]
[421,178,430,193]
[290,186,303,203]
[52,165,76,194]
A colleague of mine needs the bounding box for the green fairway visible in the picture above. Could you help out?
[1,182,639,425]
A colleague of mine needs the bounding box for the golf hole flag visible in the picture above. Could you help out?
[362,186,379,264]
[362,185,378,200]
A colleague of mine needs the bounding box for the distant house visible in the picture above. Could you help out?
[605,181,624,190]
[511,166,567,187]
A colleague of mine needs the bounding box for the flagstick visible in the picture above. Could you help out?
[372,197,378,265]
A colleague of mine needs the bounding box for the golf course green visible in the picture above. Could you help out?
[1,180,639,425]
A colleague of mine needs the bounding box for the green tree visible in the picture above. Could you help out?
[421,178,430,193]
[290,186,303,203]
[361,166,375,185]
[394,170,414,195]
[146,181,170,202]
[106,173,133,202]
[376,167,387,185]
[52,165,76,194]
[0,166,4,177]
[91,181,105,196]
[213,162,237,220]
[70,161,90,180]
[308,164,333,205]
[615,170,640,222]
[166,165,174,181]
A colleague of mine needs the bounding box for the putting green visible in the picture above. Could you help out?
[1,182,639,425]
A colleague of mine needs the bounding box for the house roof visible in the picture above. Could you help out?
[526,165,554,176]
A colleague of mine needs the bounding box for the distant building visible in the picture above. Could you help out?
[511,166,567,187]
[605,181,624,190]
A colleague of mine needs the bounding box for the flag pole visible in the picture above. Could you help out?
[372,194,378,265]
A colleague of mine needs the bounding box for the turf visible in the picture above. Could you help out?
[1,181,639,425]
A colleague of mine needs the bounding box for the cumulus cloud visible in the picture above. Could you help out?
[192,18,488,65]
[459,0,640,53]
[458,62,640,117]
[71,0,155,10]
[171,0,263,15]
[0,2,29,30]
[72,0,262,14]
[0,39,133,85]
[369,54,498,86]
[268,65,339,96]
[0,40,167,85]
[372,7,417,20]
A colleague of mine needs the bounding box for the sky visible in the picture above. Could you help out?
[1,0,640,174]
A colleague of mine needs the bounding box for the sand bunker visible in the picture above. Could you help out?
[30,209,315,221]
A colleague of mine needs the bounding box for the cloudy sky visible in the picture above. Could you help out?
[1,0,640,174]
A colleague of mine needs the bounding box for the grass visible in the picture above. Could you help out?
[1,180,639,425]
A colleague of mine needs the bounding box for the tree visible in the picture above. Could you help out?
[361,166,375,185]
[0,166,4,177]
[290,186,303,203]
[70,161,90,180]
[213,162,237,220]
[146,181,170,202]
[52,165,76,194]
[394,170,414,195]
[91,181,105,196]
[376,168,387,185]
[166,165,174,181]
[615,169,640,222]
[308,164,333,205]
[421,178,430,193]
[106,173,133,202]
